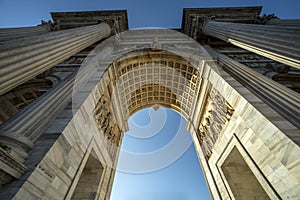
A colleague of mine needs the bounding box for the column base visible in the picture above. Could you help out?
[0,148,28,187]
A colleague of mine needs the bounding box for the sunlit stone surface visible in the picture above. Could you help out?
[0,7,299,200]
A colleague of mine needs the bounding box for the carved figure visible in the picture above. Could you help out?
[198,88,234,160]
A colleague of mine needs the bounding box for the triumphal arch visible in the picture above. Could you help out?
[0,6,300,199]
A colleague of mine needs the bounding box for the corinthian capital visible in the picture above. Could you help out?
[255,13,279,24]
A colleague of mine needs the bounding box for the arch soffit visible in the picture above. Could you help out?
[87,30,211,129]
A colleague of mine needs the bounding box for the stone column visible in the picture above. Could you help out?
[205,46,300,134]
[0,22,111,95]
[202,20,300,68]
[0,25,50,42]
[0,72,76,162]
[266,19,300,26]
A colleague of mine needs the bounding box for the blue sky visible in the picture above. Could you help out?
[0,0,300,28]
[111,108,210,200]
[1,1,299,199]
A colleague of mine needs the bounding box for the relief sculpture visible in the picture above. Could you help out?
[198,88,234,160]
[94,95,121,147]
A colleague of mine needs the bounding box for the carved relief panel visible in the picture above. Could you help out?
[94,94,121,147]
[197,87,234,161]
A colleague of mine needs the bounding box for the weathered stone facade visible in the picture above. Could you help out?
[0,7,299,200]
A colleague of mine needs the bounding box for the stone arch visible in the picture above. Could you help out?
[68,29,284,199]
[96,48,201,129]
[89,47,205,172]
[10,28,300,200]
[70,30,212,159]
[67,29,238,196]
[73,29,208,124]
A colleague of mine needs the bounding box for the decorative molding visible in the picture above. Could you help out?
[50,10,128,33]
[182,7,262,38]
[0,148,28,186]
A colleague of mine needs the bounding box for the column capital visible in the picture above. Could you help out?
[189,15,215,40]
[182,6,262,38]
[39,19,61,31]
[98,18,122,35]
[50,10,128,33]
[254,13,279,24]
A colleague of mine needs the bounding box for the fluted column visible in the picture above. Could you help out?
[266,19,300,26]
[0,22,111,95]
[202,20,300,68]
[0,72,76,162]
[0,25,50,42]
[205,46,300,132]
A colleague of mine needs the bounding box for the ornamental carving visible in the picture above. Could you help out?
[94,95,121,147]
[198,88,234,160]
[40,20,60,31]
[254,14,278,24]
